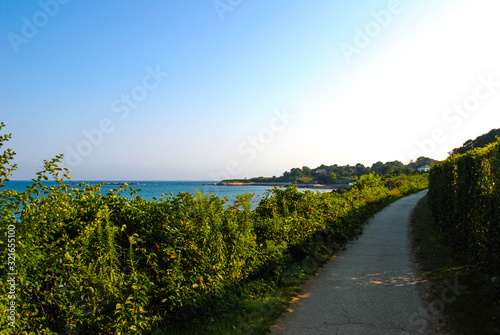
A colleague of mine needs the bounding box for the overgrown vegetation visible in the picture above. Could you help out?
[449,128,500,156]
[427,137,500,333]
[0,123,428,334]
[428,138,500,278]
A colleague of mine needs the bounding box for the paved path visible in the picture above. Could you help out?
[271,190,432,335]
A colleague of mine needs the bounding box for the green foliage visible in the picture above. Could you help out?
[227,158,433,185]
[0,123,18,188]
[0,124,429,334]
[315,172,337,185]
[428,138,500,278]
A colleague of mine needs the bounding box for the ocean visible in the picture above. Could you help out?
[2,180,330,208]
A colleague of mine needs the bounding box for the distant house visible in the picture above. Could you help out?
[313,168,327,175]
[417,165,431,172]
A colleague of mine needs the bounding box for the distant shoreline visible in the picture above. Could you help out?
[217,181,349,189]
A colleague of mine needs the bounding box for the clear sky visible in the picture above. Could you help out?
[1,0,500,181]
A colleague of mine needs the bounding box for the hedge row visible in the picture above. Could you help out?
[428,139,500,277]
[0,154,428,334]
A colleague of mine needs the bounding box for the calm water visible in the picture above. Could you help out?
[3,181,326,207]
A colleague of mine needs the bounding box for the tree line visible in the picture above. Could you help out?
[230,156,437,185]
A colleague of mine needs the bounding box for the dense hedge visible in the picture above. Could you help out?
[428,139,500,278]
[0,130,428,333]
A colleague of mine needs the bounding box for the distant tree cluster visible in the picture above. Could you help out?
[226,128,500,185]
[449,128,500,156]
[243,157,436,185]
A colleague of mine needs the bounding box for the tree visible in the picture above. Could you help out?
[316,172,337,185]
[449,128,500,156]
[290,168,303,179]
[0,123,18,187]
[386,160,405,168]
[334,166,350,177]
[382,161,406,175]
[355,163,370,176]
[302,166,312,177]
[371,161,385,174]
[380,164,397,175]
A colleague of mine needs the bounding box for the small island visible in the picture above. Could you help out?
[103,182,140,186]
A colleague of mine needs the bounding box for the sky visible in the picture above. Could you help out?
[1,0,500,181]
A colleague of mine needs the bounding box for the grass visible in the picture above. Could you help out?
[410,195,500,334]
[295,177,315,184]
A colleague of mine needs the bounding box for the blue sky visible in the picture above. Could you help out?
[1,0,500,180]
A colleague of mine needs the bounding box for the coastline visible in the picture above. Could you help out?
[217,181,349,189]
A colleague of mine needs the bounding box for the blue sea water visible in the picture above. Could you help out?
[3,180,322,207]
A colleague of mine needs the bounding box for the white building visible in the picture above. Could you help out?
[417,165,431,172]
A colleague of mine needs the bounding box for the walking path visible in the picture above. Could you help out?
[271,190,432,335]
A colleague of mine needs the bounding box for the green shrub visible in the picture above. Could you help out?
[0,124,428,334]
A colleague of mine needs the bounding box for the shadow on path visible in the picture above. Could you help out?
[271,190,432,335]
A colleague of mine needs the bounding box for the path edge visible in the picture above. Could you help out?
[408,190,439,335]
